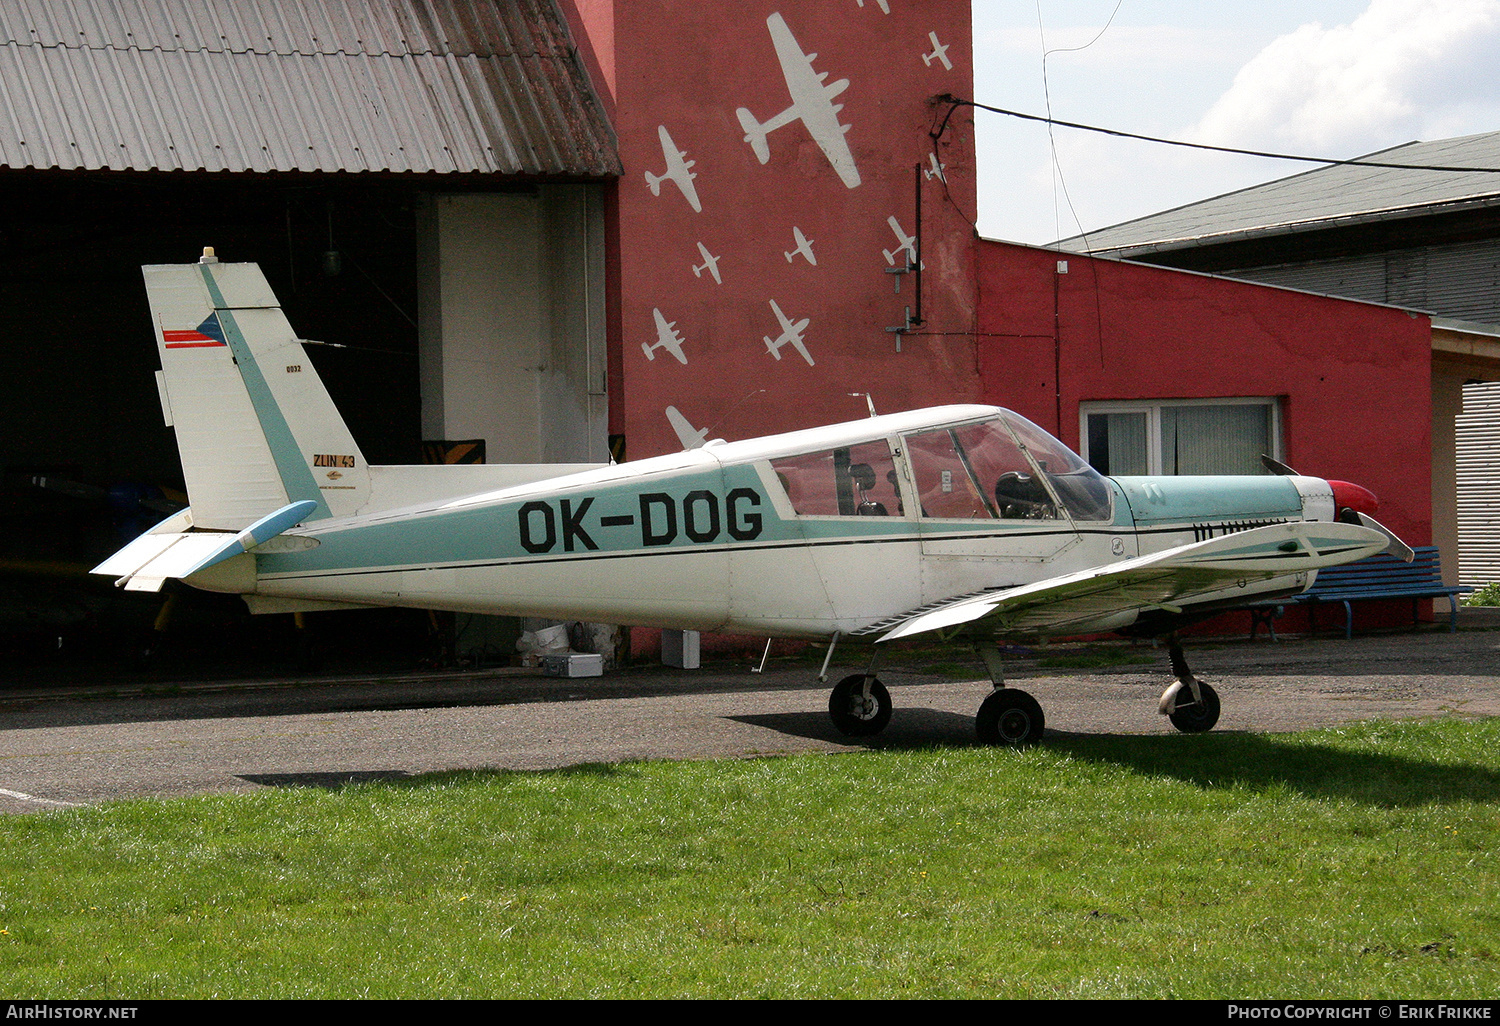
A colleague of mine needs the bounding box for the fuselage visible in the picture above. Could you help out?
[207,405,1334,641]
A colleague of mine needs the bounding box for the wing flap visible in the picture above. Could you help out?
[879,521,1388,642]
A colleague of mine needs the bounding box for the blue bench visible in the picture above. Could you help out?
[1248,546,1469,640]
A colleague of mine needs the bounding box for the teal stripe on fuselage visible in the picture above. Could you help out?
[257,463,924,578]
[198,265,331,521]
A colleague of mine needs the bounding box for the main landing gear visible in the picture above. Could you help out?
[820,639,1047,746]
[828,672,892,736]
[972,641,1044,746]
[823,635,895,738]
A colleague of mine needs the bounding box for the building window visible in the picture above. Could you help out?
[1080,399,1281,476]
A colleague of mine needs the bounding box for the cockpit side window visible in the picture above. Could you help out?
[952,421,1057,520]
[903,427,998,519]
[770,440,900,517]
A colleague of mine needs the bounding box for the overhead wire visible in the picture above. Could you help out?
[935,97,1500,176]
[1036,0,1123,244]
[923,14,1500,400]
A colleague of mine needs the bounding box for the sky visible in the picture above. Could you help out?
[970,0,1500,245]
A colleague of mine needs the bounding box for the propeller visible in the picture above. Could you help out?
[1260,454,1414,563]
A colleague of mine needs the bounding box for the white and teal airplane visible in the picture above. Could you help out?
[94,254,1406,745]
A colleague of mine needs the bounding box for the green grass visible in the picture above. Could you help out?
[2,718,1499,998]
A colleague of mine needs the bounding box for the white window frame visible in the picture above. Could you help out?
[1079,397,1283,476]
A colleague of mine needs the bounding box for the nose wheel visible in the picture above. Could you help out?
[828,673,892,736]
[1158,639,1222,733]
[1161,679,1220,733]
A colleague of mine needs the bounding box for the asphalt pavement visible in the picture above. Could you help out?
[2,618,1498,813]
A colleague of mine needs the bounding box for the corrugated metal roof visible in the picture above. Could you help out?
[0,0,620,175]
[1062,131,1500,258]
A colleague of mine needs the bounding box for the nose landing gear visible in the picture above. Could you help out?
[1157,638,1221,733]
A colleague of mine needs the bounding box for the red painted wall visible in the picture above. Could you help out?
[600,0,980,459]
[975,240,1435,546]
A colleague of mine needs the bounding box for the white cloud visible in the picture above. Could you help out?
[1191,0,1500,155]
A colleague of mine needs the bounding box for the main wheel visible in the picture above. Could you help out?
[828,673,892,737]
[975,689,1045,746]
[1167,681,1220,733]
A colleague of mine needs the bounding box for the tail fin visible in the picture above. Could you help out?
[144,256,369,531]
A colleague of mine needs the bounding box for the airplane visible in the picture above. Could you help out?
[784,227,816,266]
[736,12,862,189]
[883,215,918,268]
[644,125,702,213]
[665,406,711,450]
[692,242,722,284]
[923,32,953,71]
[762,299,815,365]
[95,256,1405,746]
[924,153,946,182]
[641,308,688,364]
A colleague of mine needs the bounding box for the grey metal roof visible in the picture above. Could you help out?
[1062,131,1500,258]
[0,0,621,176]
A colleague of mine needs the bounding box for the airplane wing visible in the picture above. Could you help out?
[868,521,1388,643]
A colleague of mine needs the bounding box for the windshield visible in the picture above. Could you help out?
[903,413,1112,523]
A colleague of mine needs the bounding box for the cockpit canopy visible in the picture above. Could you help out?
[768,410,1113,523]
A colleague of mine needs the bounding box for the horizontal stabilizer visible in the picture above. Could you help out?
[91,500,318,591]
[104,533,242,593]
[876,521,1388,643]
[91,507,194,579]
[178,499,320,578]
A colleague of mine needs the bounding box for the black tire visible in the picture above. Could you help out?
[828,673,892,737]
[976,689,1045,746]
[1167,681,1220,733]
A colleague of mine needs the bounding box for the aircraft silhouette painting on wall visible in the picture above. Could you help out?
[762,299,815,365]
[784,227,816,265]
[645,125,702,212]
[97,257,1407,746]
[923,31,952,70]
[692,242,722,284]
[642,308,689,364]
[737,12,861,189]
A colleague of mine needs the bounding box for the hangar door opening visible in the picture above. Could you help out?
[417,187,609,466]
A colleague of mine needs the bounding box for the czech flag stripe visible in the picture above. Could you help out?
[163,314,227,349]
